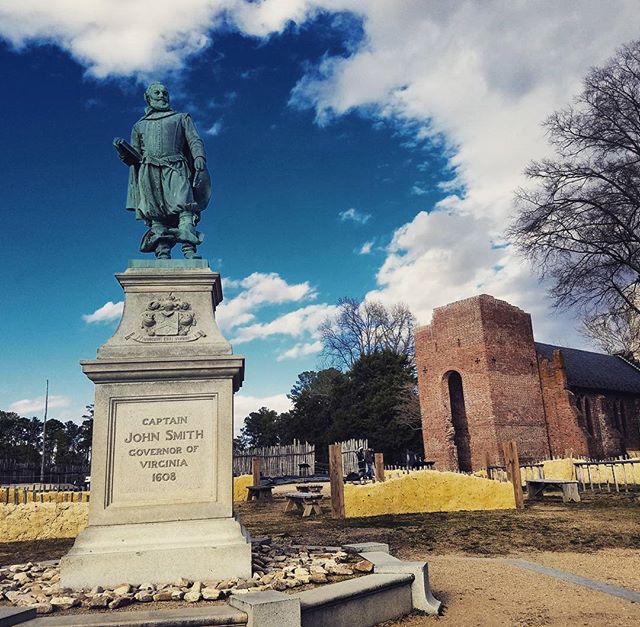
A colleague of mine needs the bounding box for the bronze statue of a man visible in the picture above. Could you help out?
[114,82,211,259]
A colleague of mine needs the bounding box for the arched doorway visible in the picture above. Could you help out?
[445,371,472,472]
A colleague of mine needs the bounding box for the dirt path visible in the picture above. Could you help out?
[384,552,640,627]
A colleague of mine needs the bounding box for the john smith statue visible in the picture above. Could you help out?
[114,82,212,259]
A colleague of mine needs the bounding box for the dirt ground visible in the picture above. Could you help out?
[1,492,639,626]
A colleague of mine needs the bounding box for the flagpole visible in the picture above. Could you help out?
[39,380,49,484]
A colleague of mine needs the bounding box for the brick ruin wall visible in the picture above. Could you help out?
[537,351,640,458]
[417,293,640,470]
[416,295,549,471]
[536,350,590,457]
[416,297,495,471]
[478,296,550,463]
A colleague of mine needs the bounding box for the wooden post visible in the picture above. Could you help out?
[329,443,345,519]
[251,456,261,487]
[502,441,524,509]
[565,449,575,480]
[374,453,385,483]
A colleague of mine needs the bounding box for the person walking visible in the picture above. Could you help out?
[365,447,375,481]
[356,447,366,482]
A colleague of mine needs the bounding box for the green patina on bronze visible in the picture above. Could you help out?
[114,82,212,259]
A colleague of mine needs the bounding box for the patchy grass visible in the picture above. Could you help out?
[0,493,638,567]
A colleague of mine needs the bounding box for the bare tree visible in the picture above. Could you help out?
[510,40,640,324]
[319,297,416,370]
[582,302,640,363]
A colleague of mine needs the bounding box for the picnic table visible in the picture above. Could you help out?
[295,483,323,494]
[526,479,580,503]
[283,491,324,517]
[245,485,274,502]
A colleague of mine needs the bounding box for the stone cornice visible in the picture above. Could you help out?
[81,355,245,391]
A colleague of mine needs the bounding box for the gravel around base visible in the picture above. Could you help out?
[0,540,369,616]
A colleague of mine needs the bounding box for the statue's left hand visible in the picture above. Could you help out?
[194,156,206,171]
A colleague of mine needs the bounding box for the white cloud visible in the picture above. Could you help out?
[358,240,373,255]
[276,340,323,361]
[83,301,123,324]
[232,304,336,344]
[285,1,639,346]
[234,393,292,434]
[218,272,316,331]
[410,184,428,196]
[9,395,72,415]
[3,1,639,348]
[204,119,223,136]
[339,207,371,224]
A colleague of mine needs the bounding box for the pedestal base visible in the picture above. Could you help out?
[60,517,251,589]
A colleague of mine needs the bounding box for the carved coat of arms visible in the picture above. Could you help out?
[125,293,206,343]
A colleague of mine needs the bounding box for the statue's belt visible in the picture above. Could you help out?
[141,154,186,168]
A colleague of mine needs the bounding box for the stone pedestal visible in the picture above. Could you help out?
[60,260,251,589]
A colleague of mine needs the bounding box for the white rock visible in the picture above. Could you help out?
[134,591,153,603]
[201,587,221,600]
[50,596,80,610]
[184,590,201,602]
[113,583,132,596]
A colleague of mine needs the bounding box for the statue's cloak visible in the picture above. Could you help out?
[126,109,212,223]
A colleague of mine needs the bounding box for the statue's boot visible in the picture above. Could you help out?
[182,243,202,260]
[155,242,172,259]
[141,221,174,259]
[177,212,204,259]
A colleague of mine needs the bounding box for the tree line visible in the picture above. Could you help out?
[0,406,93,469]
[235,299,423,463]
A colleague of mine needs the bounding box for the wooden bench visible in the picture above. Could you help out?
[245,485,274,502]
[526,479,580,503]
[283,491,324,517]
[295,483,323,494]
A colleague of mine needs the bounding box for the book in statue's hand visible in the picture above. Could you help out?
[113,138,142,167]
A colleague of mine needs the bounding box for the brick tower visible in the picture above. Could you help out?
[415,294,551,471]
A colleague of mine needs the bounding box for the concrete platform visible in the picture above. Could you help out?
[297,573,414,627]
[0,607,36,626]
[20,606,247,627]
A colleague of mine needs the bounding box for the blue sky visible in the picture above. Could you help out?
[1,1,638,426]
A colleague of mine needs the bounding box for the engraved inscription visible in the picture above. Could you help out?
[109,397,217,506]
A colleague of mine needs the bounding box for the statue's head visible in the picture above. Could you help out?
[144,82,170,111]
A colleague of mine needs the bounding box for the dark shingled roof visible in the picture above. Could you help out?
[535,342,640,394]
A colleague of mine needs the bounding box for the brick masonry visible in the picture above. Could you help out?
[416,294,640,470]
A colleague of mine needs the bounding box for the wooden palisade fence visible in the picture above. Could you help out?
[233,440,315,477]
[1,485,90,505]
[574,458,640,493]
[487,452,640,495]
[339,438,368,475]
[234,438,369,478]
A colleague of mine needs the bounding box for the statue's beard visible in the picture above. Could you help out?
[149,100,171,111]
